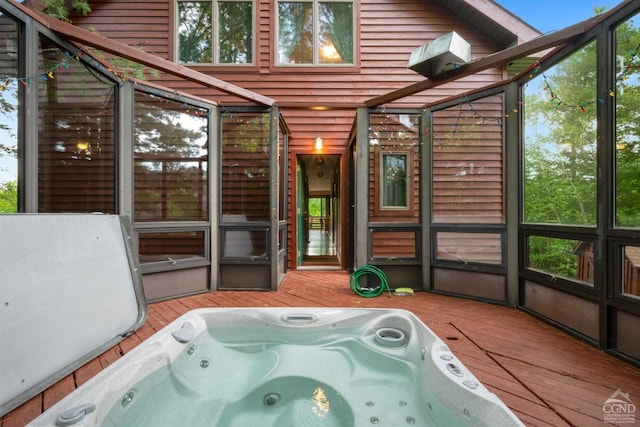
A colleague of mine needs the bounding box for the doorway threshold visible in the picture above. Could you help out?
[297,265,344,271]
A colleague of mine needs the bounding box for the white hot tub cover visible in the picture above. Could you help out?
[0,214,147,417]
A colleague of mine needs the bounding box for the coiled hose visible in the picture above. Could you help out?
[350,265,391,298]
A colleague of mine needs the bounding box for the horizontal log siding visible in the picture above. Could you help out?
[71,0,172,59]
[367,113,420,260]
[138,231,206,263]
[432,93,505,224]
[368,112,421,224]
[435,232,502,265]
[70,0,509,268]
[71,0,505,108]
[220,112,271,222]
[38,78,117,213]
[371,230,417,258]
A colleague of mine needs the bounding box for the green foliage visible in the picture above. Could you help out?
[40,3,157,81]
[308,198,324,217]
[0,181,18,213]
[528,236,579,279]
[614,16,640,227]
[178,1,213,63]
[524,39,598,226]
[41,0,91,22]
[524,11,640,276]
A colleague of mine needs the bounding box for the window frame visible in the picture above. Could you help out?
[132,89,210,223]
[373,148,415,217]
[137,227,211,273]
[521,37,598,228]
[273,0,358,70]
[379,151,410,211]
[174,0,256,67]
[132,84,213,272]
[37,36,119,215]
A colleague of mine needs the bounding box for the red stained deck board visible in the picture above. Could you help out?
[2,270,639,427]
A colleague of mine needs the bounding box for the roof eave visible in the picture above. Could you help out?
[436,0,542,47]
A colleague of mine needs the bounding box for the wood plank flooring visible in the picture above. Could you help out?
[2,270,639,426]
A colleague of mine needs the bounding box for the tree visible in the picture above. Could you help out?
[36,0,91,22]
[523,39,598,226]
[134,96,209,221]
[614,15,640,227]
[523,9,640,279]
[0,181,17,213]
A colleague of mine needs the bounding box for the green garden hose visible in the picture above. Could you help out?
[350,265,391,298]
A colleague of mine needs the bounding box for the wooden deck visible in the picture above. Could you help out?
[2,270,639,426]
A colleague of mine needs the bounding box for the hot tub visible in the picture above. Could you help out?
[27,307,524,427]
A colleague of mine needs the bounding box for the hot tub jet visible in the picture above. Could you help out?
[263,393,281,406]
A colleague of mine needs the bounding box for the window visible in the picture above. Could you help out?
[431,93,505,224]
[220,111,270,222]
[368,112,420,221]
[622,246,640,298]
[133,91,209,222]
[371,230,417,259]
[436,232,503,266]
[526,235,594,286]
[177,0,253,65]
[138,230,207,264]
[523,40,597,226]
[381,152,408,209]
[0,12,18,213]
[614,12,640,228]
[277,0,354,66]
[37,37,117,213]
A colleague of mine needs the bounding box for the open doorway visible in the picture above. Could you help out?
[297,154,341,267]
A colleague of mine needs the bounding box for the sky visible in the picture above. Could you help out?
[495,0,621,33]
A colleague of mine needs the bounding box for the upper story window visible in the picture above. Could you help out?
[177,0,254,65]
[277,0,354,66]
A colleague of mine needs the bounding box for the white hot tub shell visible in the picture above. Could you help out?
[27,307,524,427]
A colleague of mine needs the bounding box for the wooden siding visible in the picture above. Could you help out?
[137,231,205,263]
[69,0,512,268]
[38,105,117,213]
[220,112,271,223]
[368,112,421,224]
[432,93,504,223]
[435,231,503,265]
[2,271,639,427]
[371,230,417,258]
[68,0,507,108]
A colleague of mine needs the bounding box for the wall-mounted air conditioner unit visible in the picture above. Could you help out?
[407,32,471,78]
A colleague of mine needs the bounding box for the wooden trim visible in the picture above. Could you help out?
[168,0,261,70]
[168,0,176,63]
[289,146,349,271]
[373,148,415,218]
